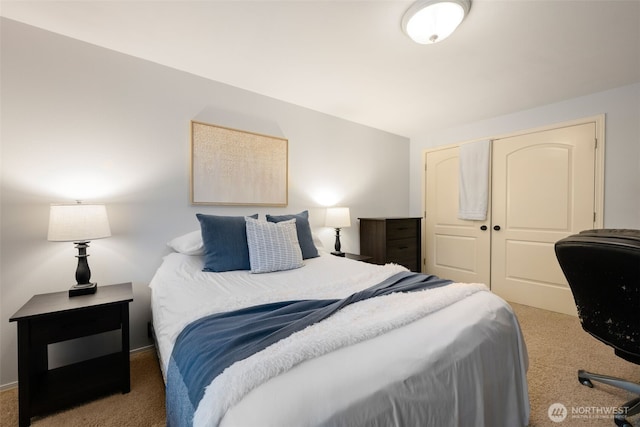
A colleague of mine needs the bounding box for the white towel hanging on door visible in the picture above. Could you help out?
[458,140,491,220]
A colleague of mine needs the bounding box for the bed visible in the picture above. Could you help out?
[149,213,530,427]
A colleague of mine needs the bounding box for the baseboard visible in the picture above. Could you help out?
[131,344,156,355]
[0,380,17,392]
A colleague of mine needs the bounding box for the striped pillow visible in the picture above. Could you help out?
[245,217,304,274]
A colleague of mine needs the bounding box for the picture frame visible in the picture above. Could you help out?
[190,121,288,206]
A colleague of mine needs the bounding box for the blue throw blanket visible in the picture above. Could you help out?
[166,271,452,426]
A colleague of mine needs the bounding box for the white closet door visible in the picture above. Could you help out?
[424,146,491,285]
[490,123,596,315]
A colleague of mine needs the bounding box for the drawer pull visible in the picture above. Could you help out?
[398,246,409,249]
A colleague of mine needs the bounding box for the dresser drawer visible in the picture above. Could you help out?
[387,237,418,260]
[386,220,419,240]
[392,258,419,272]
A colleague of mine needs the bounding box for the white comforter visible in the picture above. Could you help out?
[150,252,530,427]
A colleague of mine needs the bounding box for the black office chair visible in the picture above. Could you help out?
[555,229,640,427]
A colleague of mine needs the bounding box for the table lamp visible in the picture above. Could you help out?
[47,202,111,296]
[325,207,351,257]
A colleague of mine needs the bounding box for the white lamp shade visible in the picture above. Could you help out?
[48,203,111,242]
[325,207,351,228]
[402,0,470,44]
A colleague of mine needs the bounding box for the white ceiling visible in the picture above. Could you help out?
[2,0,639,138]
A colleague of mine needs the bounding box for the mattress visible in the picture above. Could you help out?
[149,251,530,426]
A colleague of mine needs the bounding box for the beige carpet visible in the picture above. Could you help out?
[512,303,639,427]
[0,350,165,427]
[1,303,638,426]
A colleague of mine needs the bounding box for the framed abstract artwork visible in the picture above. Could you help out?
[190,121,288,206]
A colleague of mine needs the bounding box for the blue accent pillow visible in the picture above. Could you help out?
[196,213,258,272]
[265,210,319,259]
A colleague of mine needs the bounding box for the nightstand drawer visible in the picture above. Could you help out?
[386,220,419,240]
[31,305,122,345]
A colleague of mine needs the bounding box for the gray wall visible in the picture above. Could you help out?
[409,83,640,229]
[0,19,410,386]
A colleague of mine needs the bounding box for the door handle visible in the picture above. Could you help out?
[480,225,488,231]
[493,225,501,231]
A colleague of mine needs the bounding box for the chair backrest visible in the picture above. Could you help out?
[555,229,640,364]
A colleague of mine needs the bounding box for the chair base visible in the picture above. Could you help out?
[578,369,640,427]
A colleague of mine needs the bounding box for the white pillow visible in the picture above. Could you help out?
[312,232,325,251]
[245,217,303,274]
[167,230,204,256]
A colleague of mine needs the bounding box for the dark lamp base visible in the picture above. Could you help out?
[331,251,346,257]
[69,282,97,297]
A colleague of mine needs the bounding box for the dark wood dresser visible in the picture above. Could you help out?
[359,217,422,272]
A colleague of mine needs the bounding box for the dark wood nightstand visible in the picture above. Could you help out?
[344,253,373,262]
[9,282,133,427]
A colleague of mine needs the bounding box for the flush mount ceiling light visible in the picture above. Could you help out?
[402,0,471,44]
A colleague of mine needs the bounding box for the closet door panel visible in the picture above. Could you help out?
[424,147,491,284]
[506,145,571,230]
[491,123,596,315]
